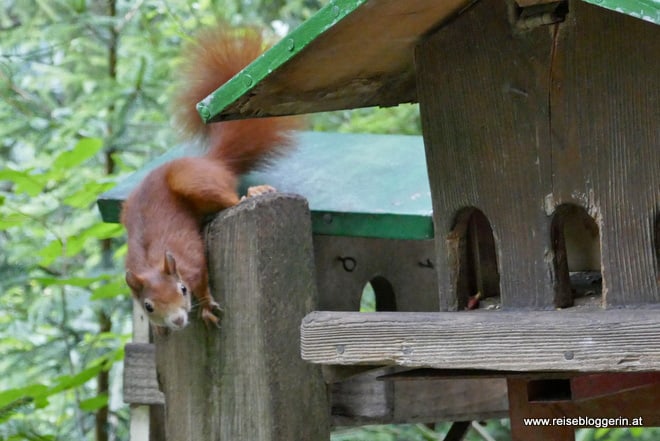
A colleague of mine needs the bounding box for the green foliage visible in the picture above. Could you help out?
[0,0,263,438]
[313,103,422,135]
[0,1,342,439]
[577,427,660,441]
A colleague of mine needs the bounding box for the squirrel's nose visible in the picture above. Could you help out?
[172,315,186,328]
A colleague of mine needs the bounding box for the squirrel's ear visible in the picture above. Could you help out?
[164,252,177,275]
[125,271,143,293]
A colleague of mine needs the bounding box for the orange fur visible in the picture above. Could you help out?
[172,26,301,174]
[122,25,299,332]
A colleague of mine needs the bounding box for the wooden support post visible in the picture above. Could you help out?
[442,421,471,441]
[328,368,508,426]
[124,300,165,441]
[155,193,330,441]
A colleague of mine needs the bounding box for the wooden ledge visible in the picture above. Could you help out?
[301,310,660,372]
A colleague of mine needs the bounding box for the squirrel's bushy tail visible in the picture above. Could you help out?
[173,25,300,175]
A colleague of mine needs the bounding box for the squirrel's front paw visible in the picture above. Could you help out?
[242,185,277,200]
[200,300,223,329]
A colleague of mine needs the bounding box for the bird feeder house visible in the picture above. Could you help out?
[100,0,660,439]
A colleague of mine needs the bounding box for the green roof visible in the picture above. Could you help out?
[588,0,660,24]
[200,0,659,122]
[199,0,472,121]
[98,131,433,240]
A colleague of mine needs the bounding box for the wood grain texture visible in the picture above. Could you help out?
[210,0,470,119]
[417,0,659,310]
[331,368,508,425]
[127,300,161,441]
[332,370,508,426]
[416,0,555,310]
[155,193,329,441]
[301,310,660,372]
[123,344,165,406]
[313,235,438,312]
[550,0,660,306]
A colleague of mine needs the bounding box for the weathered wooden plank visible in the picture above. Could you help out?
[201,0,470,121]
[329,368,508,425]
[331,368,393,423]
[392,378,508,423]
[301,310,660,372]
[416,0,555,310]
[155,193,329,441]
[198,0,658,121]
[550,0,660,306]
[313,235,438,312]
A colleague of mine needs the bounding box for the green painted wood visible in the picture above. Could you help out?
[582,0,660,24]
[198,0,658,122]
[199,0,471,121]
[197,0,367,124]
[97,131,433,240]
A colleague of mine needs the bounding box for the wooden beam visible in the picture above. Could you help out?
[301,310,660,372]
[126,299,162,441]
[201,0,470,120]
[155,193,330,441]
[442,421,471,441]
[330,368,508,425]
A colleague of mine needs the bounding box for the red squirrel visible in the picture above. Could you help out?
[121,26,299,332]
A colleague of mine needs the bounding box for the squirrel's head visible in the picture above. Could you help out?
[125,252,192,331]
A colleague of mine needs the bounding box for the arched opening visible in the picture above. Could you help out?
[551,204,601,308]
[448,208,500,309]
[360,276,396,312]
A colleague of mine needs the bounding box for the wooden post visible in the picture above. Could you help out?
[124,300,165,441]
[155,193,330,441]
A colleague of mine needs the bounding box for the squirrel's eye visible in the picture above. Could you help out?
[179,283,188,296]
[144,301,154,313]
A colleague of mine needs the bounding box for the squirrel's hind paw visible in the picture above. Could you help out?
[241,185,277,201]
